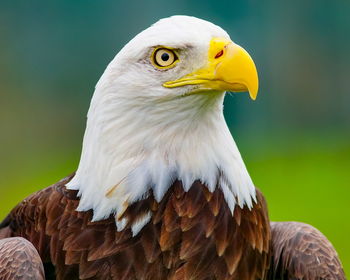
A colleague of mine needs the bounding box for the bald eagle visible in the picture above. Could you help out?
[0,16,345,280]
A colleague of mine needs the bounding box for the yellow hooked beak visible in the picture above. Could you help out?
[163,37,259,100]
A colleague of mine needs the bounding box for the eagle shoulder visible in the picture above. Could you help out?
[0,237,45,280]
[268,221,346,280]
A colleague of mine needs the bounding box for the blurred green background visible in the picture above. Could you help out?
[0,0,349,275]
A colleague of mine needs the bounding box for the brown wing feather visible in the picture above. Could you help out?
[0,237,45,280]
[268,221,346,280]
[0,174,271,279]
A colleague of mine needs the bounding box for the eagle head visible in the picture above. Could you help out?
[67,16,259,233]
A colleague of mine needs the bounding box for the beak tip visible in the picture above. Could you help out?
[248,86,258,101]
[250,92,258,100]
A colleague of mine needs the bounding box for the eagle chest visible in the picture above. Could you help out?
[10,178,270,280]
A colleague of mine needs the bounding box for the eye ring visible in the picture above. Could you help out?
[152,48,178,69]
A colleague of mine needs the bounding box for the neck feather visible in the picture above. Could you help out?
[66,87,256,226]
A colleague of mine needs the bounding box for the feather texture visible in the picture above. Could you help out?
[0,175,346,279]
[0,237,45,280]
[0,174,270,279]
[267,222,346,280]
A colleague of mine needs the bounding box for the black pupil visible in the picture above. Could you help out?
[161,52,170,61]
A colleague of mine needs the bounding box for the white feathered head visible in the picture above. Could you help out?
[67,16,259,233]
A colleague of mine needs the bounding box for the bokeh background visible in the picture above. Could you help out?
[1,0,349,275]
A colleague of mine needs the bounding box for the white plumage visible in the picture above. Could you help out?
[66,16,256,231]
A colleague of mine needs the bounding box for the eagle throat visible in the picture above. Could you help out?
[66,65,256,233]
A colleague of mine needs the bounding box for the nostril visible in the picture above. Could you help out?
[215,50,224,59]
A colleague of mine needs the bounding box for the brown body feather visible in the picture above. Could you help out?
[267,222,346,280]
[0,174,270,280]
[0,237,45,280]
[0,174,346,279]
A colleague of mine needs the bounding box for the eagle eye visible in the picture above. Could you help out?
[152,48,178,69]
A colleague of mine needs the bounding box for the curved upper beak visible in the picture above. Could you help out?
[163,37,259,100]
